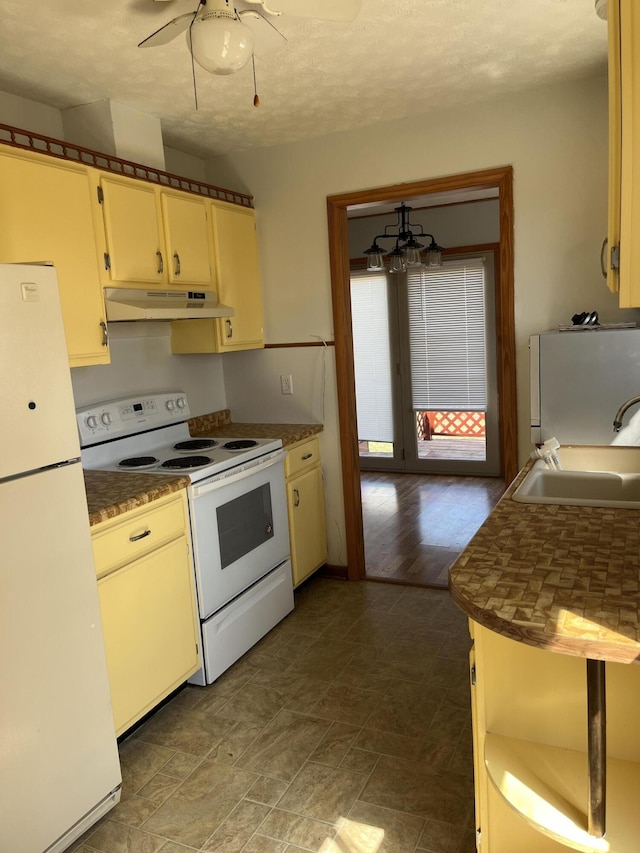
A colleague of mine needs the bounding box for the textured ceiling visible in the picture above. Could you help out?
[0,0,608,160]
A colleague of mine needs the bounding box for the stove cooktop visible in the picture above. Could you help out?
[78,393,282,482]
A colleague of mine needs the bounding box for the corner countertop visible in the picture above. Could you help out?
[449,460,640,664]
[84,470,190,527]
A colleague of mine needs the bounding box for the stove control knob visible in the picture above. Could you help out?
[86,414,98,429]
[166,399,176,411]
[176,396,187,409]
[100,412,112,426]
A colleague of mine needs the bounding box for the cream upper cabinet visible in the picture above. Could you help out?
[160,190,213,286]
[284,437,327,587]
[96,173,214,289]
[212,201,264,350]
[608,0,640,306]
[606,0,622,295]
[0,146,109,367]
[98,174,165,284]
[170,201,265,354]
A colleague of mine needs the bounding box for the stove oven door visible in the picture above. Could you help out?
[188,449,290,617]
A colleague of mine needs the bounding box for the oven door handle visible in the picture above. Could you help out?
[191,449,287,497]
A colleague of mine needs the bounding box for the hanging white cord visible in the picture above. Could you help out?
[310,334,328,426]
[309,334,345,564]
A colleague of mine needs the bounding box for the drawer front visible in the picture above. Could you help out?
[92,493,187,577]
[285,437,320,479]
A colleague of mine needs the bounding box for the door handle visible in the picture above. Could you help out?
[173,252,181,276]
[129,529,151,542]
[100,321,109,347]
[600,237,608,279]
[226,319,233,339]
[156,250,164,274]
[293,488,300,507]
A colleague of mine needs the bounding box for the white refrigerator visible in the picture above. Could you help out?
[0,264,121,852]
[530,326,640,446]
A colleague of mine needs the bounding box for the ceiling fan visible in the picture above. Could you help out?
[139,0,362,78]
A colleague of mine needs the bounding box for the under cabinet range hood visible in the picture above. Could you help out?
[104,288,234,321]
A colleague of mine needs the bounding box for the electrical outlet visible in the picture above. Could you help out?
[280,374,293,395]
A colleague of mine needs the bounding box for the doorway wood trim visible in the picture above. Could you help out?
[327,166,517,581]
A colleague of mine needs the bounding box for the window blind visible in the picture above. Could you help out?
[407,258,487,411]
[350,271,394,442]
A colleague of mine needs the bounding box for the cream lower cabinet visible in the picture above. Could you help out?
[470,620,640,852]
[0,145,109,366]
[285,437,327,587]
[91,492,200,736]
[171,202,264,353]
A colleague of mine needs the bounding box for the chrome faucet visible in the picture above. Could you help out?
[613,395,640,431]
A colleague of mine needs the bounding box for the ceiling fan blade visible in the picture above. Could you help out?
[138,11,195,48]
[242,0,361,22]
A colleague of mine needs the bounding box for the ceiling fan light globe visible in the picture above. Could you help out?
[189,14,254,75]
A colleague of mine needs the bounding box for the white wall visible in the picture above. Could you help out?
[207,74,640,567]
[0,90,64,137]
[348,199,500,259]
[164,146,207,182]
[71,324,227,416]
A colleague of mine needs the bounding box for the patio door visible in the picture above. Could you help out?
[352,251,500,476]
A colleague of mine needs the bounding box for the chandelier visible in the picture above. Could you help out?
[363,203,444,273]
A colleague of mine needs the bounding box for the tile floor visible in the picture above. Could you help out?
[71,577,476,853]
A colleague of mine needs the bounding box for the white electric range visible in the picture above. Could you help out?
[79,392,294,685]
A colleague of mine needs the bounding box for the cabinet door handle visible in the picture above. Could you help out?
[156,250,164,274]
[293,488,300,507]
[129,529,151,542]
[302,453,312,460]
[100,321,109,348]
[173,252,181,276]
[600,237,608,279]
[226,319,233,339]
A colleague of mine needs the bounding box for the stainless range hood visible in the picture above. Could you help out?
[104,288,234,321]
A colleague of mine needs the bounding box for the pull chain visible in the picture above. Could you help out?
[252,54,260,107]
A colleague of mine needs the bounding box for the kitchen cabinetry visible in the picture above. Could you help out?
[96,173,213,288]
[0,145,109,367]
[607,0,640,305]
[171,202,264,353]
[470,620,640,852]
[91,491,200,736]
[285,437,327,587]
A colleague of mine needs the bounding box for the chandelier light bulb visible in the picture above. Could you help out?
[189,12,255,75]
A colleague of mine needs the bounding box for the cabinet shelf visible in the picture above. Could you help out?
[485,732,640,852]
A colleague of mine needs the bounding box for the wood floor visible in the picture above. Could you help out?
[361,470,505,588]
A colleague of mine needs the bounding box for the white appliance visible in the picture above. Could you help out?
[0,264,121,853]
[78,393,294,686]
[530,327,640,445]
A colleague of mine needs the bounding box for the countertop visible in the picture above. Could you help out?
[189,416,323,448]
[84,469,190,527]
[84,414,323,525]
[449,460,640,664]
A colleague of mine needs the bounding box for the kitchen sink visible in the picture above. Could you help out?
[512,445,640,508]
